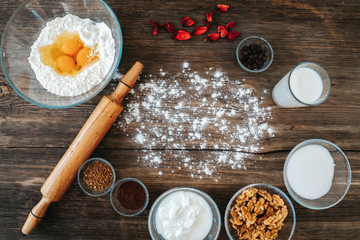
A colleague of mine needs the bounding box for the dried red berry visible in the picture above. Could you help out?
[206,11,213,23]
[182,17,196,27]
[161,22,176,33]
[226,22,235,29]
[217,25,228,38]
[204,32,220,42]
[217,4,230,12]
[150,20,160,35]
[227,31,240,41]
[150,4,238,43]
[193,26,208,35]
[204,21,212,28]
[174,30,192,41]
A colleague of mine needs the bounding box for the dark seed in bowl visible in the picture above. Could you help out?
[239,43,267,70]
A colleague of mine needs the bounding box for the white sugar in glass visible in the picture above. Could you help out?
[284,139,351,210]
[272,62,331,108]
[286,144,335,200]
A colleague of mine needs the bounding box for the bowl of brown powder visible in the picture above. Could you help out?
[110,178,149,217]
[77,158,116,197]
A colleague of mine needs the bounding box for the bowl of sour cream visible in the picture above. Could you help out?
[283,139,351,210]
[1,0,122,108]
[148,187,221,240]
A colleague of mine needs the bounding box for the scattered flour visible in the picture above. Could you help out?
[28,14,115,96]
[182,61,190,69]
[113,62,275,181]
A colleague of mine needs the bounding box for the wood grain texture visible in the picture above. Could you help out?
[1,0,359,239]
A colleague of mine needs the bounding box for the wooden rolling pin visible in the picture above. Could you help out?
[22,61,144,235]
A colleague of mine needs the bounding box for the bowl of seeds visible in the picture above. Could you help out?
[236,36,273,73]
[77,157,116,197]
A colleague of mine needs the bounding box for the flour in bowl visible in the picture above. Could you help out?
[28,14,115,96]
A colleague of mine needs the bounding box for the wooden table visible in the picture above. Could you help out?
[1,0,359,239]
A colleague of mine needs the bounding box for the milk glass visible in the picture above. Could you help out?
[272,62,331,108]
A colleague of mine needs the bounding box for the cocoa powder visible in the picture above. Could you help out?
[117,181,146,210]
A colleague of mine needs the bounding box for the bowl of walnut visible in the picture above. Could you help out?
[224,183,296,240]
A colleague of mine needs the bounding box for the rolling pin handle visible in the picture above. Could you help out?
[112,61,143,100]
[22,197,51,235]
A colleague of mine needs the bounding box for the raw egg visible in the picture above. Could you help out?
[40,31,98,76]
[61,38,81,56]
[76,47,93,67]
[56,55,76,73]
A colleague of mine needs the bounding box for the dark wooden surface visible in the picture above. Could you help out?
[1,0,360,239]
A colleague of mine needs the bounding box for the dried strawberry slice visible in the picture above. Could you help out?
[182,17,196,27]
[193,26,208,35]
[227,31,240,41]
[162,22,176,33]
[204,32,220,42]
[150,20,160,35]
[226,22,235,29]
[150,4,237,43]
[174,30,192,41]
[217,25,228,38]
[217,4,230,12]
[206,11,213,23]
[204,21,212,28]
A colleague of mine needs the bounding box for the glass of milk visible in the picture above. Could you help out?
[283,139,351,210]
[272,62,331,107]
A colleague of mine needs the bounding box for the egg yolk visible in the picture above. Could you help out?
[56,55,76,73]
[76,47,93,67]
[40,31,98,76]
[61,38,81,56]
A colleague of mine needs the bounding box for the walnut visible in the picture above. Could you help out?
[246,196,257,212]
[258,189,272,202]
[229,188,288,240]
[254,197,267,215]
[271,194,285,209]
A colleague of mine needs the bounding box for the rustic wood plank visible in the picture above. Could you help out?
[1,0,360,151]
[0,148,359,239]
[1,0,360,239]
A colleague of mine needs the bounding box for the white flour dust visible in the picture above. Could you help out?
[137,150,255,182]
[28,14,115,96]
[113,62,274,181]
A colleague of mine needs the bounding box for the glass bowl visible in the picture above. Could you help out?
[110,178,149,217]
[1,0,122,108]
[148,187,221,240]
[284,139,351,210]
[225,183,296,240]
[236,36,273,73]
[77,158,116,197]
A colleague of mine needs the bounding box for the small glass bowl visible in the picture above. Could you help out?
[77,158,116,197]
[236,36,273,73]
[284,139,352,210]
[225,183,296,240]
[148,187,221,240]
[1,0,122,108]
[110,178,149,217]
